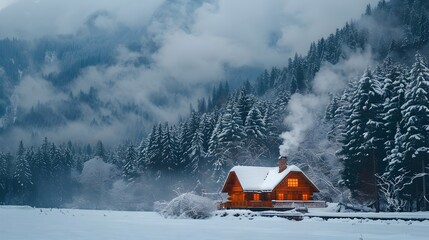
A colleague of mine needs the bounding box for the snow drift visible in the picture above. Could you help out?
[155,193,216,219]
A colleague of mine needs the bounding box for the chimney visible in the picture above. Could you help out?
[278,156,287,173]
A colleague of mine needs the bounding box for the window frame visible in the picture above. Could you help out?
[287,178,299,187]
[253,193,260,201]
[302,193,309,200]
[277,192,284,200]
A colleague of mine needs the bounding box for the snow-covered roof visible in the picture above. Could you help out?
[225,165,319,192]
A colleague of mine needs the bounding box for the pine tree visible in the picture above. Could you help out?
[324,94,340,121]
[0,152,10,202]
[49,145,73,206]
[40,137,52,178]
[123,143,138,183]
[400,53,429,210]
[380,126,409,211]
[178,121,192,172]
[136,139,147,170]
[218,101,246,153]
[200,113,216,154]
[206,116,225,184]
[94,140,106,160]
[207,116,222,160]
[161,124,177,172]
[245,105,266,140]
[188,127,205,175]
[145,125,162,172]
[340,70,385,206]
[13,141,33,202]
[235,88,253,125]
[383,65,408,154]
[50,143,62,178]
[112,144,127,170]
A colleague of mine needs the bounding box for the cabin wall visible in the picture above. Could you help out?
[273,172,315,200]
[223,172,245,202]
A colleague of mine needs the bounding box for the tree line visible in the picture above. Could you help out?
[329,54,429,211]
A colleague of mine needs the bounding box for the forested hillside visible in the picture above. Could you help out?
[1,0,429,211]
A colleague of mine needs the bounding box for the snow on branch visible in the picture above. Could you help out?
[376,172,428,212]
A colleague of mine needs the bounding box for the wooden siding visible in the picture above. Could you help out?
[273,172,315,200]
[222,172,243,194]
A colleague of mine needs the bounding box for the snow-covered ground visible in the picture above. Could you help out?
[1,205,428,240]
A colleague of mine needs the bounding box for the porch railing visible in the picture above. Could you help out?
[272,200,326,208]
[221,201,273,209]
[220,200,326,209]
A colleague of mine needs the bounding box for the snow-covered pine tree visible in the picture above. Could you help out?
[324,94,340,121]
[188,126,205,176]
[112,143,127,170]
[340,70,385,207]
[327,79,358,142]
[199,113,216,155]
[94,140,106,160]
[40,137,52,179]
[136,139,147,170]
[379,126,409,212]
[50,143,63,178]
[217,101,246,164]
[58,146,73,203]
[0,152,10,202]
[235,88,253,125]
[241,102,271,166]
[144,125,162,173]
[123,143,138,183]
[13,141,33,202]
[400,53,429,210]
[245,104,266,140]
[383,64,408,154]
[206,115,222,161]
[161,123,177,173]
[178,120,192,173]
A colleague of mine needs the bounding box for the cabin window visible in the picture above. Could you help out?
[302,193,309,200]
[287,178,299,187]
[253,193,260,201]
[232,193,244,201]
[277,192,284,200]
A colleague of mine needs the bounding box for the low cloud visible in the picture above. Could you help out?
[0,0,164,39]
[14,75,67,110]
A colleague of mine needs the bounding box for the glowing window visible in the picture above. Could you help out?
[253,193,260,201]
[232,193,243,201]
[302,193,309,200]
[287,178,298,187]
[277,192,284,200]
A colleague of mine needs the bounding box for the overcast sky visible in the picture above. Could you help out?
[0,0,379,55]
[0,0,380,79]
[0,0,380,147]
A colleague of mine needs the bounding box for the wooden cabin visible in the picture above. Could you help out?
[220,156,325,210]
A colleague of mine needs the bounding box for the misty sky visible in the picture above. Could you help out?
[0,0,379,147]
[1,0,378,56]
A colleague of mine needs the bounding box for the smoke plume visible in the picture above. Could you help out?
[279,50,375,156]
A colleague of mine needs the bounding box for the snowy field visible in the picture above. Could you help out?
[0,206,428,240]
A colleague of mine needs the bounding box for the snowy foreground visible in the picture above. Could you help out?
[1,206,429,240]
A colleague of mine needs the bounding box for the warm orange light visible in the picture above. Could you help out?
[302,193,308,200]
[232,193,244,201]
[277,192,284,200]
[287,178,298,187]
[253,193,260,201]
